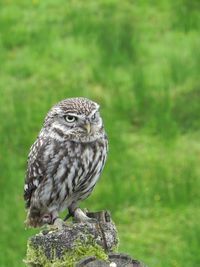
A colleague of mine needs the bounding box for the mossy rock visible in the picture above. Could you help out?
[24,220,118,267]
[25,238,108,267]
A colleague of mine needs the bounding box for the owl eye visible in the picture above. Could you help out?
[64,115,76,123]
[91,113,96,120]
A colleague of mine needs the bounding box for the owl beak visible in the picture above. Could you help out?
[83,122,91,134]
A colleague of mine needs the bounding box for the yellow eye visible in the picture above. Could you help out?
[64,115,76,123]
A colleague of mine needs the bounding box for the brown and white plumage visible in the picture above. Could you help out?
[24,97,108,227]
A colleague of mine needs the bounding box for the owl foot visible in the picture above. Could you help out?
[73,208,97,223]
[66,204,97,223]
[41,218,66,234]
[41,224,56,234]
[53,217,66,230]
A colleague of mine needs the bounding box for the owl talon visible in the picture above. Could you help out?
[53,218,66,230]
[85,217,98,223]
[41,224,51,235]
[41,218,66,234]
[73,208,97,223]
[41,224,57,234]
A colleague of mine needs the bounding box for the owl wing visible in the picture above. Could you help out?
[24,137,48,208]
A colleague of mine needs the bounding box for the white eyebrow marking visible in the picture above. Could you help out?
[90,106,99,117]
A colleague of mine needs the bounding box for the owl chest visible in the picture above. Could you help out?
[44,141,106,202]
[67,141,105,192]
[72,143,104,187]
[36,140,106,210]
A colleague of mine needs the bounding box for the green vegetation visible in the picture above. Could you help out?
[25,237,108,267]
[0,0,200,266]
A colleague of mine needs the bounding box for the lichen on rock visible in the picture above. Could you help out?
[24,218,118,267]
[25,237,108,267]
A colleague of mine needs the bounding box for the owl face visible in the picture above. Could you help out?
[43,98,104,142]
[62,109,102,133]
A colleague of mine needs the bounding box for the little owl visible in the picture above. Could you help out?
[24,97,108,227]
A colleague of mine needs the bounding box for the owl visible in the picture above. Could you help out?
[24,97,108,227]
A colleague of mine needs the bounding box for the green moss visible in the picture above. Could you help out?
[111,244,118,253]
[25,238,108,267]
[24,240,49,267]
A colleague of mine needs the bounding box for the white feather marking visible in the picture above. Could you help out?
[38,179,53,203]
[43,143,54,161]
[67,161,78,194]
[59,184,66,201]
[33,179,39,187]
[52,121,71,133]
[24,184,28,191]
[55,157,67,180]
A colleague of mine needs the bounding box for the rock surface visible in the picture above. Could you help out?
[25,211,118,266]
[76,253,147,267]
[25,211,146,267]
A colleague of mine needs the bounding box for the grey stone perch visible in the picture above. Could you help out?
[24,211,146,267]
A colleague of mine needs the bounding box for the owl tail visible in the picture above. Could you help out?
[25,206,42,228]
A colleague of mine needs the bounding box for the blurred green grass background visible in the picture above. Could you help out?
[0,0,200,266]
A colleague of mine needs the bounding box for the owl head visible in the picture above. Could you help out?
[42,97,105,142]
